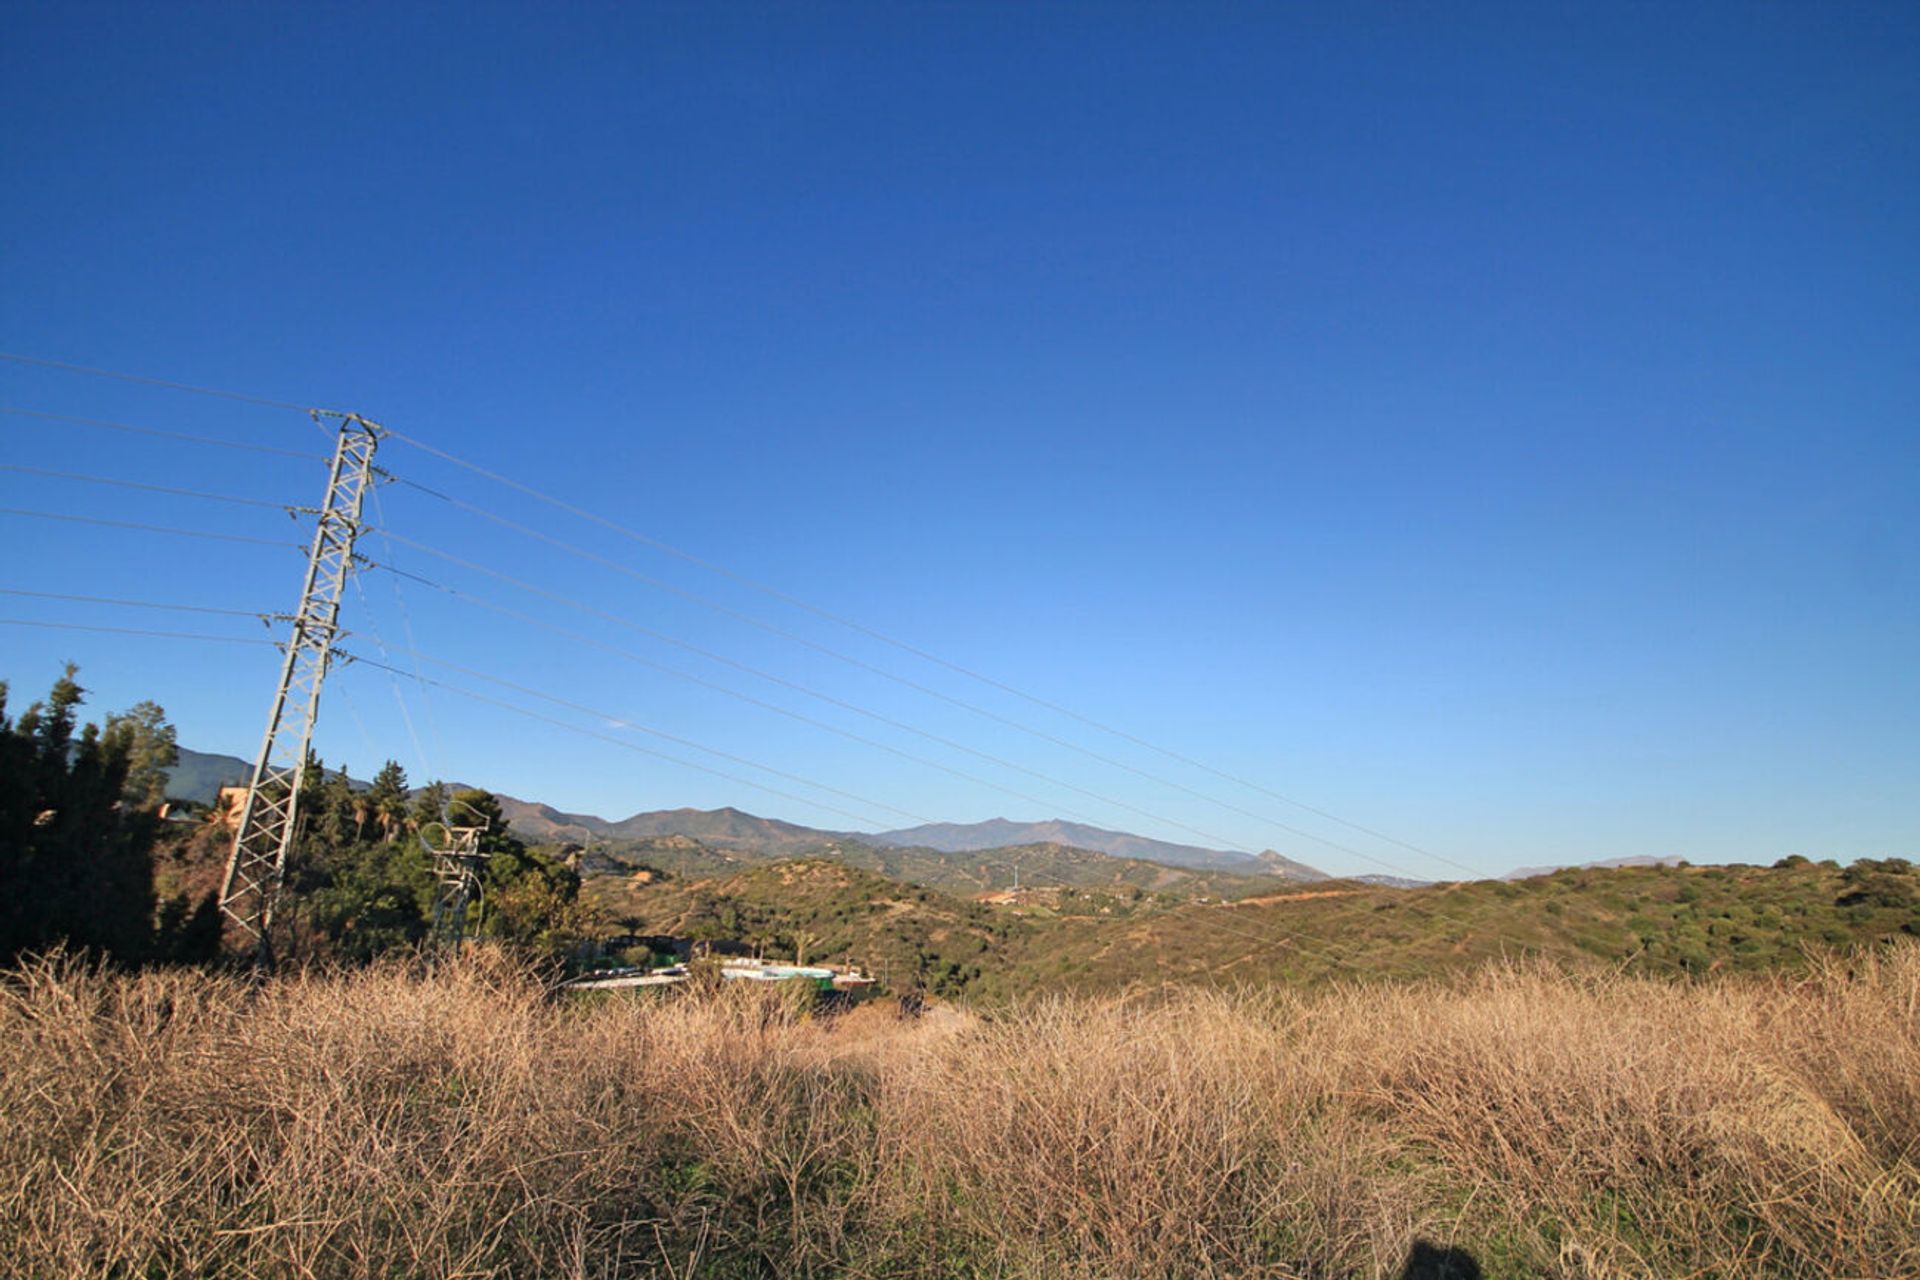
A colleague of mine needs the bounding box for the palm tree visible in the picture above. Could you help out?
[201,789,240,833]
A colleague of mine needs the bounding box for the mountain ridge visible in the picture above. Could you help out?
[858,817,1327,878]
[502,803,1330,879]
[164,748,1331,882]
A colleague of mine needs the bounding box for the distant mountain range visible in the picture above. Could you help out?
[498,801,1328,879]
[501,798,844,852]
[861,818,1325,877]
[163,748,374,805]
[163,748,254,804]
[183,746,1713,887]
[164,747,1334,880]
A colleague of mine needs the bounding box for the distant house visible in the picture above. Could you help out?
[200,786,250,830]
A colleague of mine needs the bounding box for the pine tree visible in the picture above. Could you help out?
[101,700,179,811]
[0,666,158,963]
[410,780,449,831]
[365,760,409,843]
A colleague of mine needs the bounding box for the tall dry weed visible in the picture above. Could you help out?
[3,946,1917,1278]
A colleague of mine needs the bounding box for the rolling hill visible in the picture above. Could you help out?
[494,798,851,853]
[166,746,1330,889]
[590,854,1920,1001]
[581,835,1308,904]
[160,748,253,805]
[1504,854,1688,880]
[496,800,1330,883]
[862,817,1326,877]
[586,858,1015,994]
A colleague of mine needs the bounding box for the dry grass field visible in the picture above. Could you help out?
[4,946,1917,1279]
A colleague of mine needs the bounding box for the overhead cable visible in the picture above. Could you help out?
[0,507,304,549]
[0,587,270,619]
[363,536,1305,859]
[365,533,1448,879]
[0,617,276,646]
[365,645,940,827]
[382,483,1476,879]
[0,462,301,511]
[362,482,446,784]
[363,560,1126,829]
[0,405,327,460]
[381,434,1476,877]
[0,351,332,414]
[345,655,915,833]
[0,347,1470,876]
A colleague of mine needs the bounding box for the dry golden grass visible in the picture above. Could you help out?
[3,946,1917,1279]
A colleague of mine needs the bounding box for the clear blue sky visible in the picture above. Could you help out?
[2,3,1915,878]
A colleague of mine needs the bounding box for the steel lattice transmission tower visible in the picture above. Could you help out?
[428,823,490,945]
[219,412,381,962]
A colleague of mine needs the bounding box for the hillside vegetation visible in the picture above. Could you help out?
[991,855,1920,996]
[588,859,1012,993]
[583,834,1298,903]
[489,798,1326,878]
[6,946,1917,1278]
[584,853,1920,1000]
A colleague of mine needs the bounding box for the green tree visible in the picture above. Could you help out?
[0,666,158,963]
[153,889,224,963]
[365,760,409,843]
[410,779,449,830]
[101,700,179,811]
[300,762,359,857]
[301,836,435,961]
[448,788,517,853]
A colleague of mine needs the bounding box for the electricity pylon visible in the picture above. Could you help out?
[428,823,490,945]
[219,412,381,964]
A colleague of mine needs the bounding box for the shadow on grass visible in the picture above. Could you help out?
[1400,1239,1481,1280]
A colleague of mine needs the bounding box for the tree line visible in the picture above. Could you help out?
[0,665,587,969]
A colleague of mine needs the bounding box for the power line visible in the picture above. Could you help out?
[0,351,331,414]
[381,431,1476,877]
[0,601,1480,961]
[362,536,1316,860]
[345,654,915,833]
[0,507,305,549]
[1,348,1468,877]
[330,681,390,782]
[364,560,1121,829]
[0,462,303,511]
[0,616,1411,979]
[370,645,940,827]
[0,587,1481,965]
[356,569,1510,959]
[364,530,1452,881]
[347,567,436,795]
[0,587,272,619]
[0,405,328,460]
[1,582,1479,955]
[343,496,463,911]
[0,617,276,646]
[382,480,1474,880]
[362,482,445,785]
[367,572,1507,962]
[364,559,1468,910]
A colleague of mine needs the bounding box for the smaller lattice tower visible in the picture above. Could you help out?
[428,824,491,945]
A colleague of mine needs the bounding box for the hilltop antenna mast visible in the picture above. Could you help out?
[219,411,381,964]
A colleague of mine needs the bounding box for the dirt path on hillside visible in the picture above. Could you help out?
[1224,889,1364,908]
